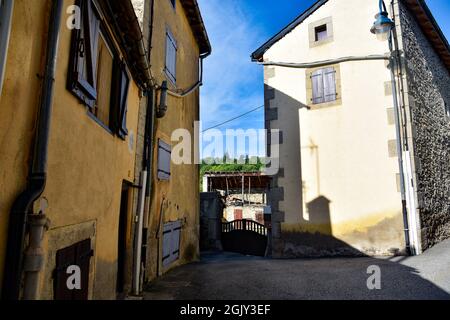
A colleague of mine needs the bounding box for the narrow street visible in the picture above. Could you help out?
[144,239,450,300]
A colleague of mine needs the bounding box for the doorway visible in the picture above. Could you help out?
[117,182,130,296]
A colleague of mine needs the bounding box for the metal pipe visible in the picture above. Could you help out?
[22,214,50,300]
[0,0,14,95]
[132,171,147,296]
[167,53,209,98]
[259,54,390,69]
[2,0,64,300]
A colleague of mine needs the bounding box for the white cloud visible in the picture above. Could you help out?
[198,0,266,130]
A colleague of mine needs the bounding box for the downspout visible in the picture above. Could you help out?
[0,0,14,95]
[132,0,155,296]
[2,0,64,300]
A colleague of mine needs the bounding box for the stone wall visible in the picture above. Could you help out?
[400,4,450,250]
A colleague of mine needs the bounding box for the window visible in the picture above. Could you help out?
[165,29,177,84]
[169,0,176,9]
[308,17,333,48]
[306,64,341,108]
[445,101,450,118]
[158,139,172,180]
[162,221,181,267]
[315,25,328,42]
[311,67,337,104]
[54,239,93,300]
[68,0,129,138]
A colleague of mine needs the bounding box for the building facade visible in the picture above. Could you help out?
[0,0,210,300]
[252,0,450,258]
[131,0,211,284]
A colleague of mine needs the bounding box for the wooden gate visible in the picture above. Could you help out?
[221,219,268,257]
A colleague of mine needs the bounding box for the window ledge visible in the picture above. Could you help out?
[86,110,114,136]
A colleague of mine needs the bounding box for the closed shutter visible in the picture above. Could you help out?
[311,67,337,104]
[117,64,130,139]
[158,140,171,180]
[323,67,337,102]
[162,221,182,267]
[311,69,324,104]
[165,30,177,83]
[54,239,93,300]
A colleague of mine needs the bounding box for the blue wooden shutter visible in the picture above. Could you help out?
[323,67,337,102]
[162,221,182,267]
[158,140,171,180]
[311,69,324,104]
[118,64,130,139]
[165,30,177,83]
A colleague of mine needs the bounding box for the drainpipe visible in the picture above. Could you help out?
[132,171,147,296]
[0,0,14,95]
[22,213,50,300]
[2,0,63,300]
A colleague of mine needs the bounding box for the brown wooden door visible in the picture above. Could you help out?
[54,239,92,300]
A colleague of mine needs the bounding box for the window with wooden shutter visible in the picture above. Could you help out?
[116,64,130,139]
[158,140,171,180]
[68,0,101,107]
[54,239,93,300]
[68,0,130,138]
[162,221,182,267]
[311,67,337,105]
[165,29,177,84]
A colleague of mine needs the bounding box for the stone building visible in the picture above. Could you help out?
[251,0,449,258]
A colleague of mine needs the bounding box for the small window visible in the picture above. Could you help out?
[315,25,328,42]
[68,0,129,138]
[158,140,172,180]
[169,0,176,9]
[445,101,450,118]
[165,29,177,84]
[311,67,337,104]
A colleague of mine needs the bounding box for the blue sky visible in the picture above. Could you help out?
[197,0,450,158]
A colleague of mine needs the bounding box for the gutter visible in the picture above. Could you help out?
[2,0,64,300]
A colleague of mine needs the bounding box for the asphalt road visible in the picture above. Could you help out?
[144,239,450,300]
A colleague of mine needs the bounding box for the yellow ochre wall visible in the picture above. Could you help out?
[145,0,201,280]
[0,0,142,299]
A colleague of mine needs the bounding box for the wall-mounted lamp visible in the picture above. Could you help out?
[370,0,394,40]
[157,80,168,118]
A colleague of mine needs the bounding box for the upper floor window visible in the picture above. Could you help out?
[157,139,172,181]
[309,17,333,48]
[68,0,130,139]
[306,65,342,108]
[165,29,177,84]
[315,24,328,42]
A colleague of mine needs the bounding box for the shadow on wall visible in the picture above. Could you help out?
[267,87,403,258]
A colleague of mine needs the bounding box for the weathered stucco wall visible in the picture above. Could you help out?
[399,3,450,250]
[0,0,142,299]
[263,0,405,257]
[0,0,51,292]
[144,0,202,281]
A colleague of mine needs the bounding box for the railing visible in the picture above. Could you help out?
[222,219,268,236]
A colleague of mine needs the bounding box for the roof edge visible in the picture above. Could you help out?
[251,0,328,62]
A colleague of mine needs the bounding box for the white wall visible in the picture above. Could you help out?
[264,0,405,254]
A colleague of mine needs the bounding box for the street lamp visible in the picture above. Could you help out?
[370,0,416,255]
[370,0,395,40]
